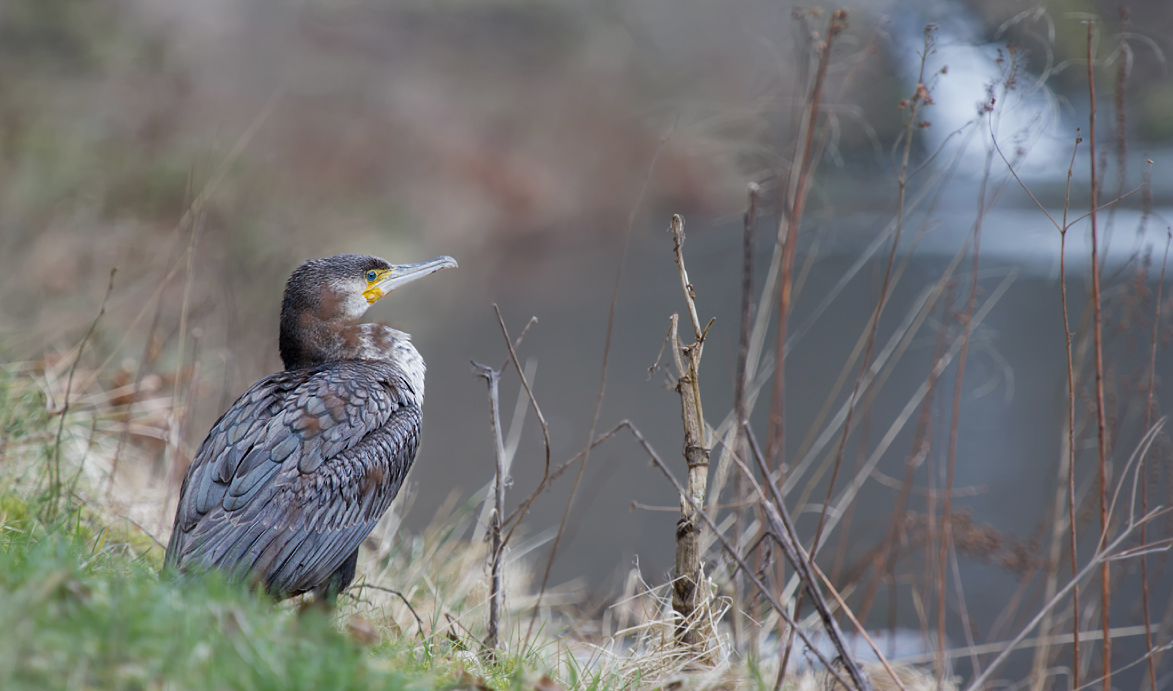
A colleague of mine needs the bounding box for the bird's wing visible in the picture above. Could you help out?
[165,361,421,596]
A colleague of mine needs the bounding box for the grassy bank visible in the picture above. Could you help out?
[0,368,550,691]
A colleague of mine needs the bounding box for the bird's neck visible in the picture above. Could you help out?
[279,320,427,405]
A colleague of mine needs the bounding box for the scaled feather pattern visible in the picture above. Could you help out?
[165,360,421,598]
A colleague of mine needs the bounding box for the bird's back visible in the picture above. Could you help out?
[164,359,421,598]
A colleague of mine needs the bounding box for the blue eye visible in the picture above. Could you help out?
[366,270,378,282]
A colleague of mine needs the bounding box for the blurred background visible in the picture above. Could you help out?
[2,0,1172,686]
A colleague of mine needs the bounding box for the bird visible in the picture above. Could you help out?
[164,252,457,601]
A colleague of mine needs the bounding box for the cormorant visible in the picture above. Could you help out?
[164,253,457,600]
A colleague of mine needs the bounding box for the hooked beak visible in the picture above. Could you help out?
[363,256,458,304]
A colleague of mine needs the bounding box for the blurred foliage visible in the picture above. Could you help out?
[0,0,120,73]
[965,0,1172,141]
[0,0,189,227]
[1139,83,1173,141]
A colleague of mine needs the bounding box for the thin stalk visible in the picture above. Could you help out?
[857,290,951,625]
[159,205,205,533]
[732,183,759,651]
[831,399,871,586]
[1139,232,1169,691]
[667,215,713,646]
[766,10,849,470]
[782,41,922,662]
[629,420,860,690]
[1112,8,1129,229]
[1086,23,1112,691]
[742,426,877,691]
[525,125,671,643]
[938,141,992,690]
[1061,132,1083,691]
[106,297,163,499]
[995,121,1086,689]
[49,267,117,518]
[962,507,1165,691]
[472,362,507,652]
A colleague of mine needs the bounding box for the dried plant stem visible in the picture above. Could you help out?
[1112,9,1129,223]
[473,356,535,545]
[630,419,861,690]
[159,206,206,533]
[937,143,992,688]
[732,183,760,651]
[667,215,712,647]
[525,124,671,643]
[802,10,929,605]
[354,582,425,638]
[743,426,876,691]
[1086,23,1112,691]
[996,123,1085,690]
[472,362,507,652]
[1140,232,1169,690]
[107,281,167,499]
[49,267,117,517]
[766,9,849,470]
[858,291,951,624]
[489,308,554,649]
[1062,130,1083,691]
[962,505,1166,691]
[811,554,909,691]
[787,55,916,671]
[490,307,552,546]
[776,270,1016,614]
[895,623,1169,666]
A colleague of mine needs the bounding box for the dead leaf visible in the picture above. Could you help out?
[535,675,566,691]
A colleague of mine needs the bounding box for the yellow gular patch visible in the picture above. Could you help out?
[362,268,392,304]
[362,285,384,304]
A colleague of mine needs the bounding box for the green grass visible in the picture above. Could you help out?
[0,369,547,691]
[0,492,456,691]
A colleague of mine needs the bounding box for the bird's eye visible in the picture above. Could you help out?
[366,270,378,282]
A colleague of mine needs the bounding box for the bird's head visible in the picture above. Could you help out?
[279,253,457,369]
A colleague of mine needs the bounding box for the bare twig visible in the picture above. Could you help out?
[1140,231,1169,691]
[49,267,117,518]
[810,556,909,691]
[1063,131,1083,691]
[789,24,932,679]
[665,215,712,647]
[731,182,759,651]
[501,420,631,528]
[472,361,507,652]
[937,118,994,691]
[352,582,426,638]
[473,357,536,544]
[492,306,550,548]
[766,9,849,471]
[628,419,862,690]
[159,204,206,533]
[525,124,673,644]
[1086,23,1112,691]
[962,508,1168,691]
[115,513,167,551]
[743,425,876,691]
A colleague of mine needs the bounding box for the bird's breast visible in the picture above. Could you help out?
[336,324,426,406]
[389,337,426,406]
